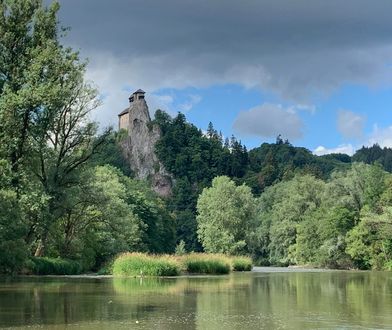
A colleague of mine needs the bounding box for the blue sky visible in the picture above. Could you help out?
[56,0,392,155]
[149,83,392,154]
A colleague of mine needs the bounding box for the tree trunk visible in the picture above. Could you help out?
[34,238,46,257]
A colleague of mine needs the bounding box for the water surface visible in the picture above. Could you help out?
[1,268,392,329]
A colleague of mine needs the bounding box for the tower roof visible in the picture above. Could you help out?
[133,89,145,94]
[118,108,129,116]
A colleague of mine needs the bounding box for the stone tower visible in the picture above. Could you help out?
[118,89,172,197]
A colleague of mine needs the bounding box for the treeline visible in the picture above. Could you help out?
[353,144,392,172]
[196,163,392,270]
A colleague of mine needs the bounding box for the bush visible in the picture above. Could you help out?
[97,259,114,275]
[230,256,252,271]
[112,253,180,277]
[175,240,186,256]
[0,239,28,274]
[29,257,83,275]
[182,253,231,275]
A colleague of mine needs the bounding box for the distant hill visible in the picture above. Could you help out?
[352,144,392,172]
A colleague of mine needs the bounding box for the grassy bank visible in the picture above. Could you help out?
[28,257,83,275]
[112,253,253,277]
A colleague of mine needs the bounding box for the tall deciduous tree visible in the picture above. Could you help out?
[0,0,107,259]
[196,176,256,254]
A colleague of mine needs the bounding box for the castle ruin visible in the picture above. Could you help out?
[118,89,172,197]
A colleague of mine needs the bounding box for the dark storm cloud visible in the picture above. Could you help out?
[50,0,392,126]
[55,0,392,100]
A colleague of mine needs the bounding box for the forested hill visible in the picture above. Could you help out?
[153,110,352,195]
[353,144,392,172]
[153,110,392,194]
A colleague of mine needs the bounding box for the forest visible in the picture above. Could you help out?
[1,0,392,274]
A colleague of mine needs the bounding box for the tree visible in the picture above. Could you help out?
[196,176,256,254]
[255,174,325,265]
[0,0,109,262]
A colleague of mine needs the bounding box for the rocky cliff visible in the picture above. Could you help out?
[119,93,172,197]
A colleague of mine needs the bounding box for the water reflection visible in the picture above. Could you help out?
[0,271,392,329]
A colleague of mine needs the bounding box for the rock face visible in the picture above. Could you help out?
[118,90,172,197]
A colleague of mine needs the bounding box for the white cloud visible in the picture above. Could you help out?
[314,123,392,156]
[233,103,304,140]
[314,144,355,156]
[368,124,392,148]
[146,94,174,116]
[178,95,202,113]
[337,110,366,139]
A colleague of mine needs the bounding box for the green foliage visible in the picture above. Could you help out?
[353,144,392,172]
[253,163,392,270]
[247,142,349,194]
[89,131,132,176]
[112,253,180,277]
[175,240,187,256]
[29,257,83,275]
[153,112,249,249]
[196,176,257,255]
[230,256,253,271]
[182,254,231,274]
[346,207,392,270]
[0,188,28,273]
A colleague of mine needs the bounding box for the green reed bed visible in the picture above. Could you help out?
[181,253,231,275]
[230,256,253,271]
[29,257,83,275]
[112,253,180,277]
[111,253,253,277]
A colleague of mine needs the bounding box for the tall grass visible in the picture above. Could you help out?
[111,253,253,277]
[230,256,253,271]
[182,253,231,275]
[29,257,83,275]
[112,253,180,277]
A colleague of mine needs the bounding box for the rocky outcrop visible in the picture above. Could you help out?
[119,93,172,197]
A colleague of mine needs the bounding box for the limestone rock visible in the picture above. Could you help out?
[118,90,172,197]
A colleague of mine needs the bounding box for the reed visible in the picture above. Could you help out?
[181,253,231,275]
[29,257,83,275]
[112,253,181,277]
[230,256,253,271]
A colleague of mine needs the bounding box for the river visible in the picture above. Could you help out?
[1,268,391,329]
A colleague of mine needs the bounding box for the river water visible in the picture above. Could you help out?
[1,268,392,329]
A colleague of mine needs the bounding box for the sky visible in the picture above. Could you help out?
[54,0,392,155]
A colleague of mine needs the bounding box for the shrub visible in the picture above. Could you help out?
[182,253,231,275]
[97,259,114,275]
[112,253,180,277]
[230,256,252,271]
[175,240,186,256]
[0,239,28,274]
[29,257,83,275]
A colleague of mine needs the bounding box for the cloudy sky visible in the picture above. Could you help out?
[55,0,392,154]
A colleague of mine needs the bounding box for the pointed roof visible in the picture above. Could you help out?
[118,108,129,116]
[133,89,145,94]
